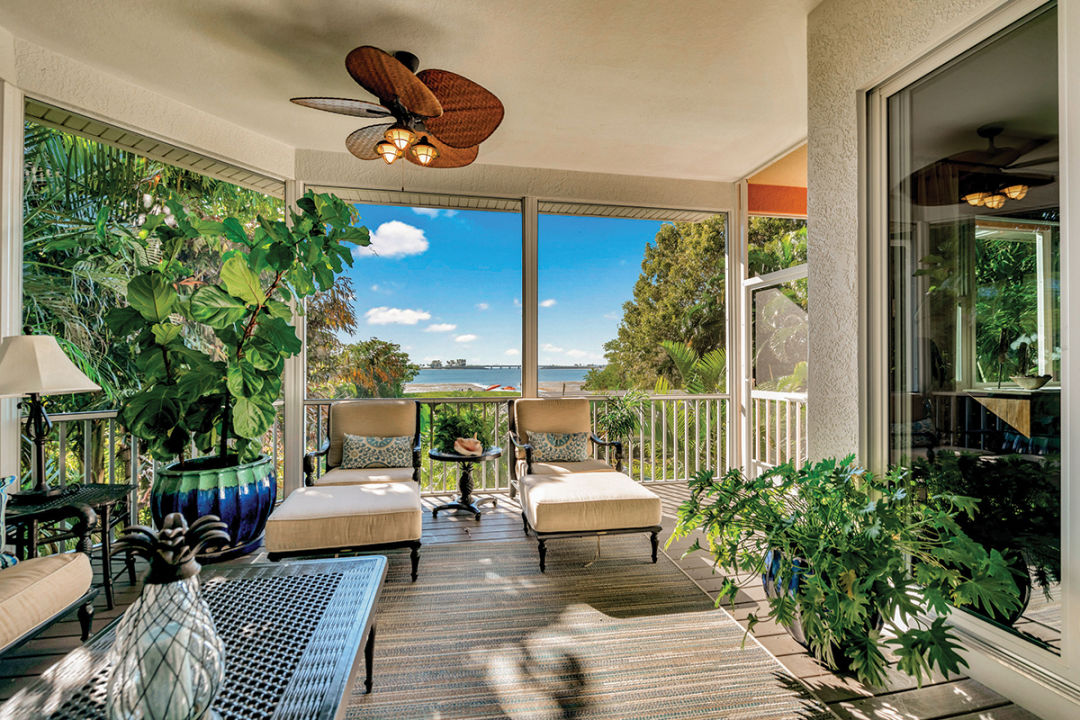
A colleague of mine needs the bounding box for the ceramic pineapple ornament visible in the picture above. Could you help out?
[107,513,230,720]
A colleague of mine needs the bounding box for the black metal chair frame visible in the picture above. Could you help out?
[507,399,658,573]
[285,401,423,581]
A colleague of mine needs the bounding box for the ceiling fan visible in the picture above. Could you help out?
[291,46,504,168]
[909,125,1055,209]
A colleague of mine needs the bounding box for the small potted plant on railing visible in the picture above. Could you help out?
[668,456,1022,687]
[108,192,369,560]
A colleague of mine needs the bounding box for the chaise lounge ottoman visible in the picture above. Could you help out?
[519,471,663,572]
[265,483,422,580]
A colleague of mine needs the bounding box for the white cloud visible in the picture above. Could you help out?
[475,302,489,311]
[542,343,564,353]
[455,334,478,343]
[603,311,619,320]
[513,298,521,307]
[504,348,520,357]
[365,306,431,325]
[566,349,591,358]
[540,298,557,308]
[355,221,428,258]
[411,207,458,219]
[425,323,457,332]
[370,284,380,292]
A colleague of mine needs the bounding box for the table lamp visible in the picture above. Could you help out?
[0,335,101,499]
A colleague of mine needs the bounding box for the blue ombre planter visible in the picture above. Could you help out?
[151,454,276,562]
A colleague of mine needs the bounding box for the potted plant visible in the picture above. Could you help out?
[109,191,369,560]
[669,456,1022,687]
[595,390,646,470]
[432,410,487,455]
[914,452,1060,626]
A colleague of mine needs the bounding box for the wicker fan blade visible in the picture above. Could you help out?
[405,134,478,168]
[345,122,394,160]
[416,69,504,149]
[345,46,442,118]
[290,97,391,118]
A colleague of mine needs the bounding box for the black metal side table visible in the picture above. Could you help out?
[7,483,136,609]
[429,446,502,520]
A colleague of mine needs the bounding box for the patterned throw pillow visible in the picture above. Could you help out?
[530,431,589,463]
[340,434,413,469]
[1,475,18,569]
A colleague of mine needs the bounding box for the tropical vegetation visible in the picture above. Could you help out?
[669,456,1022,687]
[109,191,369,464]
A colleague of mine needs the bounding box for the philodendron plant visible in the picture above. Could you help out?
[109,191,369,466]
[669,456,1022,687]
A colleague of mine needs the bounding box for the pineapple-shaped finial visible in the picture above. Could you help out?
[115,513,229,584]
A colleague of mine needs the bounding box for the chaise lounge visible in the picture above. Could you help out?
[265,400,423,580]
[508,398,662,572]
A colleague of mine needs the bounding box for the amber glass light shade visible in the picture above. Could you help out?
[983,194,1007,209]
[384,124,416,151]
[963,192,990,207]
[375,140,401,164]
[1002,184,1029,200]
[411,137,440,166]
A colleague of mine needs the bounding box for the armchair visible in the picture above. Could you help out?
[304,400,422,486]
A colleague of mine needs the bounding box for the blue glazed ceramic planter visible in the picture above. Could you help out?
[151,454,276,562]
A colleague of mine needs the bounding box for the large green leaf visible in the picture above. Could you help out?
[127,272,178,322]
[226,359,264,398]
[254,314,301,356]
[151,322,181,346]
[190,285,249,328]
[220,255,265,305]
[106,306,145,337]
[695,348,727,393]
[232,396,274,439]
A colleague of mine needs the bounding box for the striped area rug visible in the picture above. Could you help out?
[342,536,830,719]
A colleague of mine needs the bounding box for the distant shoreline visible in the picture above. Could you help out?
[418,365,602,370]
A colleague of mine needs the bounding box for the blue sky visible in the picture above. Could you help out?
[338,203,664,365]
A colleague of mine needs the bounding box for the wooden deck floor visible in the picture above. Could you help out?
[1,483,1042,719]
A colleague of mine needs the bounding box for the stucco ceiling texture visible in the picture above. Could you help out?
[0,0,813,182]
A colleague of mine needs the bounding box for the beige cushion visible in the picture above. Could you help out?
[513,399,591,444]
[327,400,417,468]
[0,553,92,650]
[516,458,614,477]
[314,467,416,486]
[266,483,422,554]
[521,471,662,533]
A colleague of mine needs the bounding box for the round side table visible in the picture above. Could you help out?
[428,446,502,520]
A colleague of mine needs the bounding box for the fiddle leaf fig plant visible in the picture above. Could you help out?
[109,191,369,465]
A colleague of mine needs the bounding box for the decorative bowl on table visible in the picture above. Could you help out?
[1010,374,1052,390]
[453,437,484,456]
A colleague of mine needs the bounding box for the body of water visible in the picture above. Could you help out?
[411,367,592,389]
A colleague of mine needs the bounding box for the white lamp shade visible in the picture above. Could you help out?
[0,335,101,398]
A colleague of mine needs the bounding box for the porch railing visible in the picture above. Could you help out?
[750,389,808,473]
[304,394,730,492]
[14,394,731,543]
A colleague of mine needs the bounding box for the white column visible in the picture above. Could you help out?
[521,196,538,397]
[282,179,306,496]
[0,82,23,479]
[732,181,749,474]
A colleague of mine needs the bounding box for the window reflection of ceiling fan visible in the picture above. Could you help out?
[910,125,1055,208]
[291,46,504,168]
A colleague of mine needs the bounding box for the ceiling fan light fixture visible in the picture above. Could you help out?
[411,137,440,166]
[1002,184,1029,200]
[963,192,990,207]
[385,124,416,151]
[983,194,1007,210]
[375,139,401,164]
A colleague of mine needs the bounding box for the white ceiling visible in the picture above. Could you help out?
[0,0,813,182]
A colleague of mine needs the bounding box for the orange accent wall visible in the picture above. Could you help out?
[748,184,807,216]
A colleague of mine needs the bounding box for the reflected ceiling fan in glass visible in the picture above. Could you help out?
[291,46,503,169]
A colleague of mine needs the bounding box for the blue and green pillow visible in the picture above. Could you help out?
[530,431,589,463]
[340,434,413,469]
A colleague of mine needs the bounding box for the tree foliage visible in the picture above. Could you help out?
[600,215,727,388]
[109,191,369,463]
[747,217,806,277]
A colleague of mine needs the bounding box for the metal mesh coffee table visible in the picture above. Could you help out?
[0,556,386,720]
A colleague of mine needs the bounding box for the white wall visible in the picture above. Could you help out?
[806,0,1005,460]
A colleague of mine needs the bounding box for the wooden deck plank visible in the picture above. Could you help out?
[0,486,1043,719]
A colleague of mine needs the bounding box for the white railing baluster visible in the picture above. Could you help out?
[58,422,67,486]
[108,419,116,484]
[82,419,93,484]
